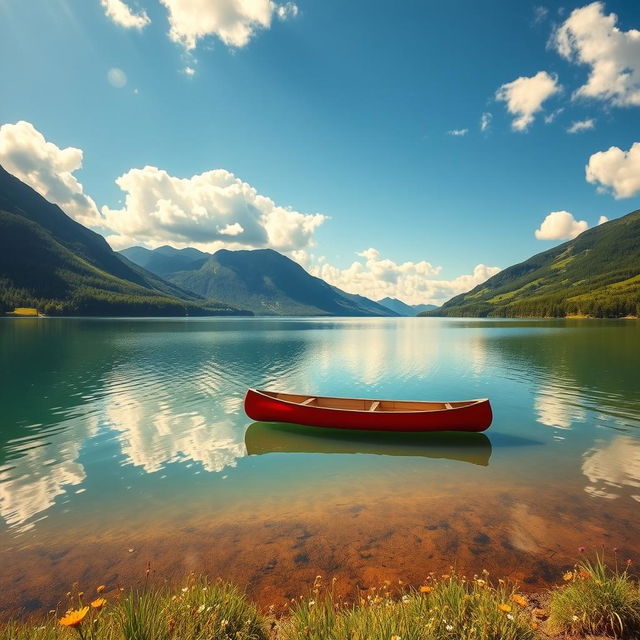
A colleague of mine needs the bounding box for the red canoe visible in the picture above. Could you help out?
[244,389,492,432]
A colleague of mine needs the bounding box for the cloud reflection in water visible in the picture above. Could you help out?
[582,436,640,502]
[0,417,98,532]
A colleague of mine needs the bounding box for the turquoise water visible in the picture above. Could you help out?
[1,317,639,616]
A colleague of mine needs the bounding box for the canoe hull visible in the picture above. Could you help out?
[244,389,492,433]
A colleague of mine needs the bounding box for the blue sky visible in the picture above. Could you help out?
[0,0,639,303]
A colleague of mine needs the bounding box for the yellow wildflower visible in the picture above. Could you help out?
[563,571,574,581]
[96,585,106,594]
[59,607,89,628]
[91,598,106,610]
[498,604,512,613]
[511,594,528,607]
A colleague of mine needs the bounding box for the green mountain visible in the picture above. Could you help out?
[0,165,249,316]
[424,210,640,318]
[127,246,399,316]
[377,297,438,316]
[120,245,209,276]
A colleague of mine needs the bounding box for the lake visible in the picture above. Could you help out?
[1,317,639,618]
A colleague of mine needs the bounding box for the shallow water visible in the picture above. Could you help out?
[1,317,639,617]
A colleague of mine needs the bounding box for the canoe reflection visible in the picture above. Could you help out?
[244,422,492,466]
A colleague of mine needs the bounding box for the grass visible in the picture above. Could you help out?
[548,554,640,638]
[3,577,268,640]
[3,558,640,640]
[167,577,268,640]
[277,573,536,640]
[119,589,169,640]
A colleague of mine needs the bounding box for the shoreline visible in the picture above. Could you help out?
[1,313,639,319]
[3,560,638,639]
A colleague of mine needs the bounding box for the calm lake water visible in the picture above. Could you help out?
[1,317,639,617]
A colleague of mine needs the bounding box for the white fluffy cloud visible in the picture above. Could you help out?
[107,67,127,88]
[586,142,640,198]
[102,165,326,252]
[0,121,100,226]
[448,128,468,136]
[309,248,501,305]
[567,118,595,133]
[554,1,640,106]
[159,0,298,50]
[0,121,325,252]
[480,112,492,132]
[442,264,502,297]
[276,2,298,19]
[598,215,609,224]
[101,0,150,30]
[534,210,588,240]
[496,71,561,131]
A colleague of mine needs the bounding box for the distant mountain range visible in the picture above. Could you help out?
[376,297,438,316]
[119,245,210,277]
[0,165,399,318]
[424,210,640,318]
[5,163,636,319]
[121,246,398,317]
[0,165,247,316]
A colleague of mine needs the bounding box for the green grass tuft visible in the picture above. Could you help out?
[2,578,267,640]
[120,588,170,640]
[167,577,268,640]
[549,554,640,638]
[278,574,536,640]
